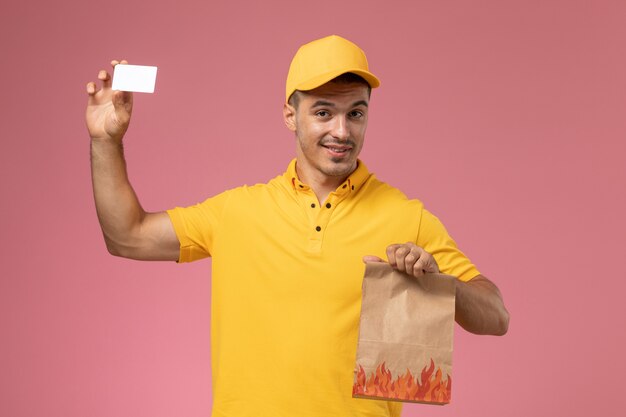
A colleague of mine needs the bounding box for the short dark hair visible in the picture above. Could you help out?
[288,72,371,108]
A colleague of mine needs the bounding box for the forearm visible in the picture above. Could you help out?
[90,138,146,255]
[454,275,510,336]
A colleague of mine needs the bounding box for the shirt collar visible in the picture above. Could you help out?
[283,158,371,195]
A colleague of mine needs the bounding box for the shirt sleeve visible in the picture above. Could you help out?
[416,208,481,282]
[166,190,233,263]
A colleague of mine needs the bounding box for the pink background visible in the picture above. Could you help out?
[1,0,625,416]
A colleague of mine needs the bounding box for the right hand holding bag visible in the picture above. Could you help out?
[352,262,456,405]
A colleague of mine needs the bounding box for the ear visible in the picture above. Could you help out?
[283,102,297,132]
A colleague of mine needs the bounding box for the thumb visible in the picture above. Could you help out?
[112,90,133,117]
[362,255,385,263]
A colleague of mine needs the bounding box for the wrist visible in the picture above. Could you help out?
[90,136,125,161]
[90,134,124,147]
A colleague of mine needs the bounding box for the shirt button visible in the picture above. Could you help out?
[311,203,316,208]
[315,226,321,232]
[326,203,331,208]
[299,184,304,188]
[342,184,347,189]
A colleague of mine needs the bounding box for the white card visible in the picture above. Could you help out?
[112,64,158,93]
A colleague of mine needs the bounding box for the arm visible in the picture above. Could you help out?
[454,274,509,336]
[85,60,180,261]
[364,243,510,336]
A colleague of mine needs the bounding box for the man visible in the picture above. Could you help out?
[85,35,509,417]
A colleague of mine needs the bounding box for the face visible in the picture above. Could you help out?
[283,82,370,183]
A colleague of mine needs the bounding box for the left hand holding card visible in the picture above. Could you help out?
[112,64,158,93]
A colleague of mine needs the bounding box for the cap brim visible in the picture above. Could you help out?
[295,68,380,92]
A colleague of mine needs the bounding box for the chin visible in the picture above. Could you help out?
[322,159,356,177]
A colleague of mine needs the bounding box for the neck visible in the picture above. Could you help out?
[295,158,354,204]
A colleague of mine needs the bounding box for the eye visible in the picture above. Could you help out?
[349,110,364,119]
[316,110,330,117]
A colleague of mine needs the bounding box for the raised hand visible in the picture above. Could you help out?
[85,60,133,143]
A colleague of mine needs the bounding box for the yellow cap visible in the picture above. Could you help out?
[285,35,381,103]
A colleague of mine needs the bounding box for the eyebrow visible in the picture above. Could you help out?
[311,100,369,108]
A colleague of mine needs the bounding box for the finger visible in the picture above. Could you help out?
[411,250,429,276]
[386,244,402,267]
[86,81,96,95]
[403,247,421,274]
[111,59,129,67]
[413,253,438,275]
[393,245,411,272]
[109,60,129,91]
[412,254,426,273]
[98,69,112,89]
[425,255,440,273]
[412,259,426,277]
[362,255,384,263]
[401,245,417,272]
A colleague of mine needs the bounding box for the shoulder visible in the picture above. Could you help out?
[208,174,289,206]
[233,174,286,195]
[361,175,425,211]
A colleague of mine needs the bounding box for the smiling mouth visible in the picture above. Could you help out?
[322,144,353,155]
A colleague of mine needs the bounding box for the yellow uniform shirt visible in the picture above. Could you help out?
[167,159,480,417]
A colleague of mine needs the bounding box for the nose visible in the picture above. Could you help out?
[330,115,350,141]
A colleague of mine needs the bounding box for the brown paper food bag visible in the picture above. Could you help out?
[352,262,457,405]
